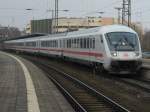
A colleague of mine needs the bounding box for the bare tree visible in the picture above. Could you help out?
[142,31,150,51]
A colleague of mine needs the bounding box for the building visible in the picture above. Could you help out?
[56,17,117,33]
[26,17,117,34]
[25,17,144,38]
[26,19,52,34]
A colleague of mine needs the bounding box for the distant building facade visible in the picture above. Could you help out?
[56,17,117,33]
[26,19,52,34]
[26,17,117,34]
[25,17,143,37]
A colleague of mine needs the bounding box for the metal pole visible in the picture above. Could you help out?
[122,0,125,24]
[122,0,131,26]
[51,10,54,34]
[57,0,58,33]
[55,0,58,33]
[128,0,131,26]
[115,7,122,24]
[55,0,56,33]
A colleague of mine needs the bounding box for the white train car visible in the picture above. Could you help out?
[4,25,142,74]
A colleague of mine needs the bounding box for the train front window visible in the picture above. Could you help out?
[105,32,139,51]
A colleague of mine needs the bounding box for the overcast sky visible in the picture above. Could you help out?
[0,0,150,31]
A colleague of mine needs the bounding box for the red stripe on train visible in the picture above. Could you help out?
[10,46,103,57]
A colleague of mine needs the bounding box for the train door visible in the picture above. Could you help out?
[99,34,105,62]
[92,35,104,62]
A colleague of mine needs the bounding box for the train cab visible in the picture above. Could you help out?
[102,25,142,74]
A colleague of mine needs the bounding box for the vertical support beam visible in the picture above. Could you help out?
[128,0,131,26]
[115,7,122,24]
[51,10,54,34]
[122,0,131,26]
[122,0,125,24]
[55,0,58,33]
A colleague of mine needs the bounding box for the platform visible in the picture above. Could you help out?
[0,51,74,112]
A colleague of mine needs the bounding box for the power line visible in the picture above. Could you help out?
[84,0,121,16]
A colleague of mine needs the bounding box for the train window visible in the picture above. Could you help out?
[26,42,36,47]
[49,41,51,47]
[69,39,71,48]
[77,38,80,48]
[67,40,69,48]
[60,40,61,48]
[63,40,64,48]
[47,41,49,47]
[64,39,65,48]
[49,41,50,47]
[54,41,55,47]
[54,40,55,47]
[83,38,86,48]
[41,41,45,47]
[92,38,95,49]
[100,35,103,43]
[72,38,77,48]
[71,39,73,48]
[67,39,70,48]
[45,41,47,47]
[54,40,56,47]
[56,40,58,48]
[48,41,51,47]
[51,41,53,47]
[17,42,24,46]
[89,38,92,48]
[80,38,83,48]
[52,40,54,47]
[63,39,65,48]
[87,38,90,49]
[74,39,76,48]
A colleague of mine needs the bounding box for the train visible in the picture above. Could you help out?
[4,25,142,74]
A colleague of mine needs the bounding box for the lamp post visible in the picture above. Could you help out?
[26,8,35,21]
[26,8,35,34]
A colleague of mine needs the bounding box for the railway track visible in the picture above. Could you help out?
[120,78,150,93]
[25,56,130,112]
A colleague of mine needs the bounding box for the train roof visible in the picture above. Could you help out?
[5,25,137,42]
[66,24,136,36]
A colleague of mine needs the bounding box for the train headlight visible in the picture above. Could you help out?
[111,52,117,57]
